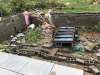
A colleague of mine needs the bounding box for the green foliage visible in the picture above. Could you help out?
[10,0,26,14]
[25,27,42,44]
[55,0,100,13]
[34,0,60,9]
[0,2,11,15]
[34,2,48,9]
[9,0,36,13]
[47,0,65,8]
[1,0,100,15]
[0,0,35,15]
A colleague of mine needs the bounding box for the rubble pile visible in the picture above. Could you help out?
[3,32,100,75]
[9,33,25,46]
[79,32,100,51]
[41,22,55,47]
[0,10,100,75]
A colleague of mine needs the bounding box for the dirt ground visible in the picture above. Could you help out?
[5,32,100,75]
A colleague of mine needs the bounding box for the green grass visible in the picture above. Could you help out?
[56,5,100,13]
[58,0,88,4]
[56,0,100,13]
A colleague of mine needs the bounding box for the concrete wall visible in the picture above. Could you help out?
[0,14,25,42]
[51,13,100,27]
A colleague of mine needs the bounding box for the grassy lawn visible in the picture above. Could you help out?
[56,0,100,13]
[58,0,88,4]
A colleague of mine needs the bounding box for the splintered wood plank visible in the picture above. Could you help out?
[56,52,73,57]
[49,48,58,56]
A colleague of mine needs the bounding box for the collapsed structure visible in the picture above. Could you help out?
[0,11,100,75]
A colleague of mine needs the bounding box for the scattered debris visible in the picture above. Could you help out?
[41,21,55,47]
[80,32,100,51]
[1,10,100,75]
[73,43,85,52]
[10,36,17,46]
[88,65,100,75]
[95,53,100,59]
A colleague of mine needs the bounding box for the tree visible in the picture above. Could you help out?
[9,0,36,14]
[10,0,26,14]
[0,2,11,16]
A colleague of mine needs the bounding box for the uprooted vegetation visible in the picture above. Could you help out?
[25,26,42,44]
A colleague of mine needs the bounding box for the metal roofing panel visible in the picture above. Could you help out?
[0,52,10,64]
[59,27,75,29]
[55,35,73,38]
[0,54,30,73]
[19,59,54,75]
[58,29,75,32]
[52,64,83,75]
[0,52,83,75]
[54,38,73,42]
[56,32,74,35]
[0,68,22,75]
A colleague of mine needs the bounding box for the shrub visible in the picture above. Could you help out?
[0,3,11,16]
[34,2,48,9]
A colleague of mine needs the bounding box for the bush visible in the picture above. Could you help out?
[33,0,65,9]
[47,2,65,8]
[0,3,11,16]
[34,2,48,9]
[8,0,35,14]
[9,0,26,14]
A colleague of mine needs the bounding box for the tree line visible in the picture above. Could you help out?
[0,0,60,16]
